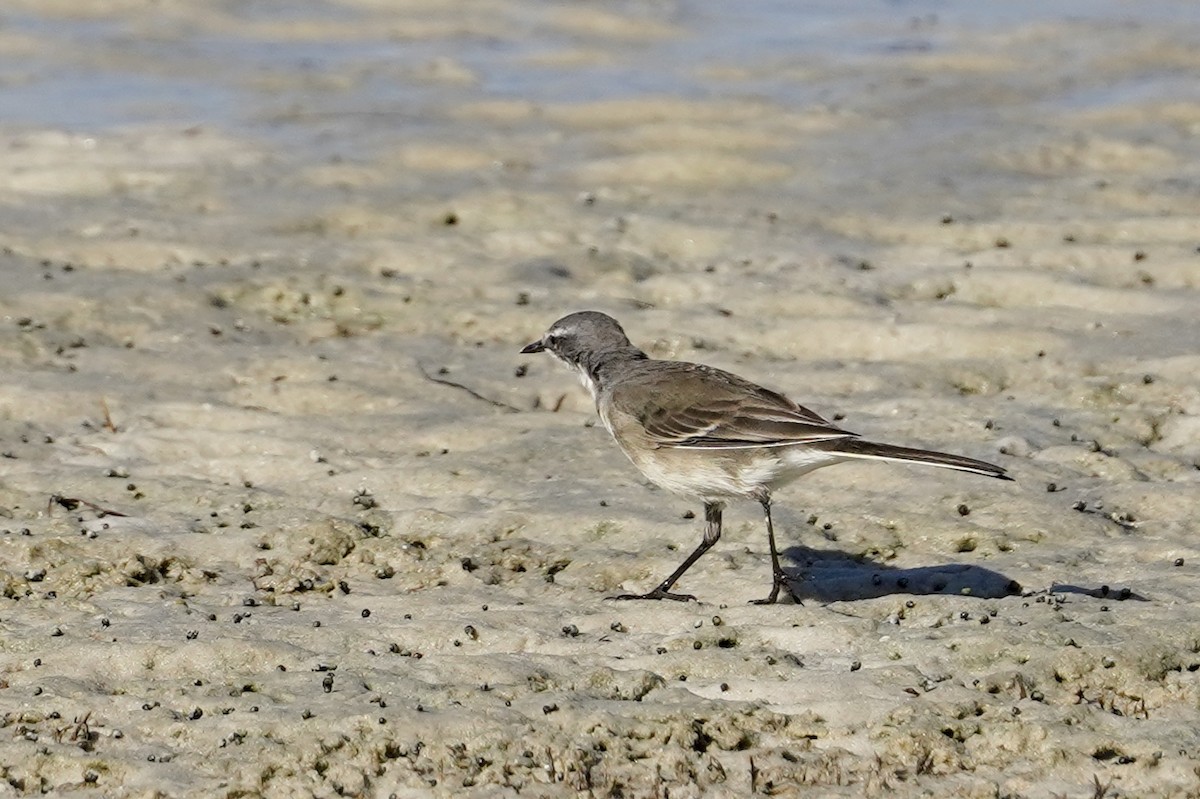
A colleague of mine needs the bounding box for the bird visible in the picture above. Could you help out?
[520,311,1012,604]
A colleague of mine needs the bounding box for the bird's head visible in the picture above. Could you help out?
[520,311,634,368]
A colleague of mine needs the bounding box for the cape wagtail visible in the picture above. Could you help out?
[521,311,1011,604]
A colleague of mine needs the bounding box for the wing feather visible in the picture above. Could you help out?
[626,364,858,450]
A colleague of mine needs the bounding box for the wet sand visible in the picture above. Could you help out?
[2,1,1200,796]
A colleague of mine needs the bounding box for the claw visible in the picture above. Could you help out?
[607,588,696,602]
[750,573,802,605]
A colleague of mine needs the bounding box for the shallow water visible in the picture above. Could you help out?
[2,1,1200,797]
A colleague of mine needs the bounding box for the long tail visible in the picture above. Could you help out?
[820,438,1012,480]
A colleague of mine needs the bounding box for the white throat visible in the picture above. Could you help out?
[571,362,600,402]
[551,351,601,403]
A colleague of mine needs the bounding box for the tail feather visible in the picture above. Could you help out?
[819,438,1011,480]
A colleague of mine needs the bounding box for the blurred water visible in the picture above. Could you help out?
[2,0,1196,133]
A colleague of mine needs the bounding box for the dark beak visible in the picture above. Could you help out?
[520,339,546,354]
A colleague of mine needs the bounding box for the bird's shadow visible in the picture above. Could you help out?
[1047,583,1149,602]
[780,543,1022,602]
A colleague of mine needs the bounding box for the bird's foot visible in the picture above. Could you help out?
[607,588,696,602]
[750,574,803,606]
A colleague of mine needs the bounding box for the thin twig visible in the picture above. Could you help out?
[48,494,128,518]
[100,398,118,433]
[415,362,521,413]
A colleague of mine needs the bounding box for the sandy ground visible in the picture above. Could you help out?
[2,1,1200,797]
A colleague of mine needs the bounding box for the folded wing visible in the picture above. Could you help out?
[633,365,858,450]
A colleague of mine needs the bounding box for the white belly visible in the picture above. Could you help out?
[625,443,847,501]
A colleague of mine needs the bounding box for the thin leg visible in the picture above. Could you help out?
[750,493,799,605]
[609,502,722,602]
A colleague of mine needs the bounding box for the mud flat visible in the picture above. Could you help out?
[1,1,1200,796]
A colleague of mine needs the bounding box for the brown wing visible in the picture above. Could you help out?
[622,363,858,450]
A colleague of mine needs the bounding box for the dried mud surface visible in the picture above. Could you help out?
[1,2,1200,797]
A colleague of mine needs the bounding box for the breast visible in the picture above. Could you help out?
[624,444,780,500]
